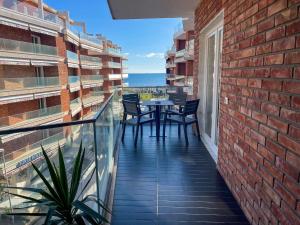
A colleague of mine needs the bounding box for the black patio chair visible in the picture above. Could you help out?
[122,93,139,102]
[122,100,155,147]
[163,99,200,146]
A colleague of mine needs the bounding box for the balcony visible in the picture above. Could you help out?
[103,61,122,69]
[79,33,103,53]
[184,39,194,60]
[0,89,249,225]
[104,47,123,57]
[165,61,176,68]
[0,105,64,143]
[64,23,80,46]
[0,76,61,104]
[80,55,102,69]
[166,74,185,81]
[0,0,63,36]
[81,75,104,88]
[108,73,122,81]
[122,73,128,79]
[82,91,104,108]
[0,38,60,65]
[68,76,81,92]
[66,50,79,68]
[70,97,82,116]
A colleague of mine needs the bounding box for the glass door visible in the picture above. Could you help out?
[203,27,223,155]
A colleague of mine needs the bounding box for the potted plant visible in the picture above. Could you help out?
[2,143,111,225]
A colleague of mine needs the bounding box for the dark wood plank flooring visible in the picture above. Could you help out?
[112,125,250,225]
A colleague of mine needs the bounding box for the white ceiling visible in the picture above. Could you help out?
[107,0,200,19]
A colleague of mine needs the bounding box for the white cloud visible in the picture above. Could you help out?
[136,52,164,59]
[124,52,130,55]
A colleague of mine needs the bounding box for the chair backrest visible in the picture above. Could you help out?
[169,92,187,105]
[122,100,141,116]
[123,93,139,102]
[183,99,200,115]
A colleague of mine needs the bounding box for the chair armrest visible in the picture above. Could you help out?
[165,110,184,116]
[140,110,156,117]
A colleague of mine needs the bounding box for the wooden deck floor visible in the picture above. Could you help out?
[112,125,250,225]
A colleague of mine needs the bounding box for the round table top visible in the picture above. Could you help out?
[142,100,174,106]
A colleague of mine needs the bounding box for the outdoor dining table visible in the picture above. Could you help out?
[142,99,174,141]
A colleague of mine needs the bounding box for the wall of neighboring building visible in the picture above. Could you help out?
[193,0,300,224]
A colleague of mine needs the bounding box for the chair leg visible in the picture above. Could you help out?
[184,125,189,146]
[178,124,181,137]
[196,121,201,141]
[121,123,126,142]
[163,114,167,141]
[134,124,140,147]
[140,124,143,136]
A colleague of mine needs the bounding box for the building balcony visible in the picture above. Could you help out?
[0,38,60,66]
[108,74,122,81]
[104,47,123,57]
[81,75,104,88]
[0,0,63,36]
[66,50,79,68]
[70,97,82,116]
[82,91,104,108]
[122,73,128,79]
[68,76,81,92]
[79,33,103,53]
[165,61,176,68]
[64,23,80,46]
[166,74,185,81]
[0,76,61,104]
[0,105,64,144]
[0,88,248,225]
[80,55,102,69]
[103,61,122,69]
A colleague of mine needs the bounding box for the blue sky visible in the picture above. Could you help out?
[46,0,180,73]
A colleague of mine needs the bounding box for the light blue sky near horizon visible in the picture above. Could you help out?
[45,0,181,73]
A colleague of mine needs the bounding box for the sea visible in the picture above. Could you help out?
[124,73,166,87]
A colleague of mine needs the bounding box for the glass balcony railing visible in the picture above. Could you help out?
[0,105,62,129]
[106,47,122,56]
[0,0,62,25]
[81,75,103,83]
[175,49,186,57]
[70,97,82,109]
[0,92,121,218]
[0,38,57,56]
[68,76,80,84]
[80,55,101,64]
[106,62,122,68]
[79,33,102,46]
[66,50,79,62]
[0,76,60,91]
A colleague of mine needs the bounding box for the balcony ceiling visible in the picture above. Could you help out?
[107,0,200,19]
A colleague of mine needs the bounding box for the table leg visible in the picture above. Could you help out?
[156,105,160,142]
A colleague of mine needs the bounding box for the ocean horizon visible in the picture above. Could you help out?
[124,73,166,87]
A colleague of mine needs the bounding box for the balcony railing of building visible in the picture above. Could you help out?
[70,97,82,116]
[166,74,185,81]
[82,90,105,107]
[108,74,122,80]
[165,61,176,68]
[68,76,81,92]
[81,75,104,88]
[0,38,58,56]
[80,55,102,69]
[0,92,121,223]
[66,50,79,62]
[104,61,122,69]
[0,0,63,25]
[79,32,103,48]
[106,47,122,57]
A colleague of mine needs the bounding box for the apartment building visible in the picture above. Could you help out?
[166,18,195,94]
[108,0,300,224]
[0,0,125,198]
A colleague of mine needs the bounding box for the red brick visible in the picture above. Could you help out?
[260,124,277,140]
[262,79,282,91]
[268,116,289,133]
[286,20,300,35]
[285,51,300,64]
[274,180,296,207]
[261,102,280,116]
[244,25,257,38]
[264,53,284,65]
[268,0,287,16]
[266,26,286,41]
[251,129,266,145]
[286,150,300,169]
[281,201,300,225]
[283,176,300,198]
[295,67,300,79]
[252,8,268,24]
[278,133,300,154]
[281,107,300,123]
[262,181,281,206]
[283,81,300,94]
[275,7,298,25]
[270,67,293,78]
[273,36,295,52]
[256,42,272,55]
[248,79,262,88]
[266,139,286,158]
[289,125,300,140]
[252,110,267,123]
[269,92,291,107]
[254,68,270,77]
[291,96,300,109]
[258,17,275,32]
[246,117,259,130]
[276,156,299,181]
[251,33,266,46]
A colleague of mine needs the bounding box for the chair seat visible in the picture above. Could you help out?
[125,117,155,125]
[167,115,197,124]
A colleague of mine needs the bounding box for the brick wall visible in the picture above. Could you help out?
[193,0,300,224]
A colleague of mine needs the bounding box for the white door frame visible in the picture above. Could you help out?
[197,11,224,163]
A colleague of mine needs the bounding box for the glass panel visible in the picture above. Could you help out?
[205,34,216,138]
[80,55,101,64]
[67,50,79,62]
